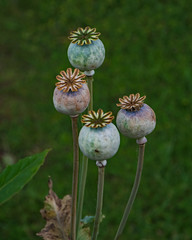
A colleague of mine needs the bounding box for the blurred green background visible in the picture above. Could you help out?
[0,0,192,239]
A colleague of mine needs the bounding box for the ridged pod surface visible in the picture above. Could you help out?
[116,104,156,139]
[53,83,90,117]
[79,123,120,161]
[67,39,105,71]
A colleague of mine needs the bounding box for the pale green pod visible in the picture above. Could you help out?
[67,39,105,71]
[116,104,156,139]
[79,123,120,161]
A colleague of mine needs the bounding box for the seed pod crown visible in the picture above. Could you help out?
[116,93,146,111]
[81,109,114,128]
[56,68,86,92]
[68,26,101,45]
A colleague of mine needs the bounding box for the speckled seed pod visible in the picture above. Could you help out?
[67,27,105,71]
[53,68,90,117]
[116,94,156,139]
[78,109,120,161]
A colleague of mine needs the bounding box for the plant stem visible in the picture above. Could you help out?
[87,75,93,110]
[92,166,105,240]
[114,143,146,240]
[76,75,94,235]
[71,116,79,240]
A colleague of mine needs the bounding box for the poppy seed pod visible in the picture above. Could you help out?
[67,27,105,71]
[78,109,120,161]
[116,94,156,139]
[53,68,90,117]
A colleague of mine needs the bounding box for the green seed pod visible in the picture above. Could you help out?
[79,109,120,161]
[67,27,105,71]
[53,68,90,117]
[116,94,156,139]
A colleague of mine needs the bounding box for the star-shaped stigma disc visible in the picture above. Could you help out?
[56,68,86,92]
[117,93,146,111]
[68,26,101,45]
[81,109,114,128]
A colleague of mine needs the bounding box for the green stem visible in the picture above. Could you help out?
[76,75,94,235]
[114,143,146,240]
[71,116,79,240]
[87,75,93,110]
[92,166,105,240]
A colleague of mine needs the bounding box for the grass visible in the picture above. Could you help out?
[0,0,192,239]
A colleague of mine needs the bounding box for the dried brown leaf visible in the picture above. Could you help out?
[37,178,71,240]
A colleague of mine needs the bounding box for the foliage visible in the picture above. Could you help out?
[37,178,91,240]
[0,0,192,239]
[0,149,50,205]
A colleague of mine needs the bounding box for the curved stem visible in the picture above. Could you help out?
[92,166,105,240]
[71,116,79,240]
[114,143,146,240]
[76,75,94,235]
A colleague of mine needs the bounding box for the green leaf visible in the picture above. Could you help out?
[77,215,105,240]
[77,226,91,240]
[81,216,95,225]
[0,149,51,205]
[81,215,105,226]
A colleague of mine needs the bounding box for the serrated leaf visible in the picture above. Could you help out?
[0,149,50,205]
[37,178,71,240]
